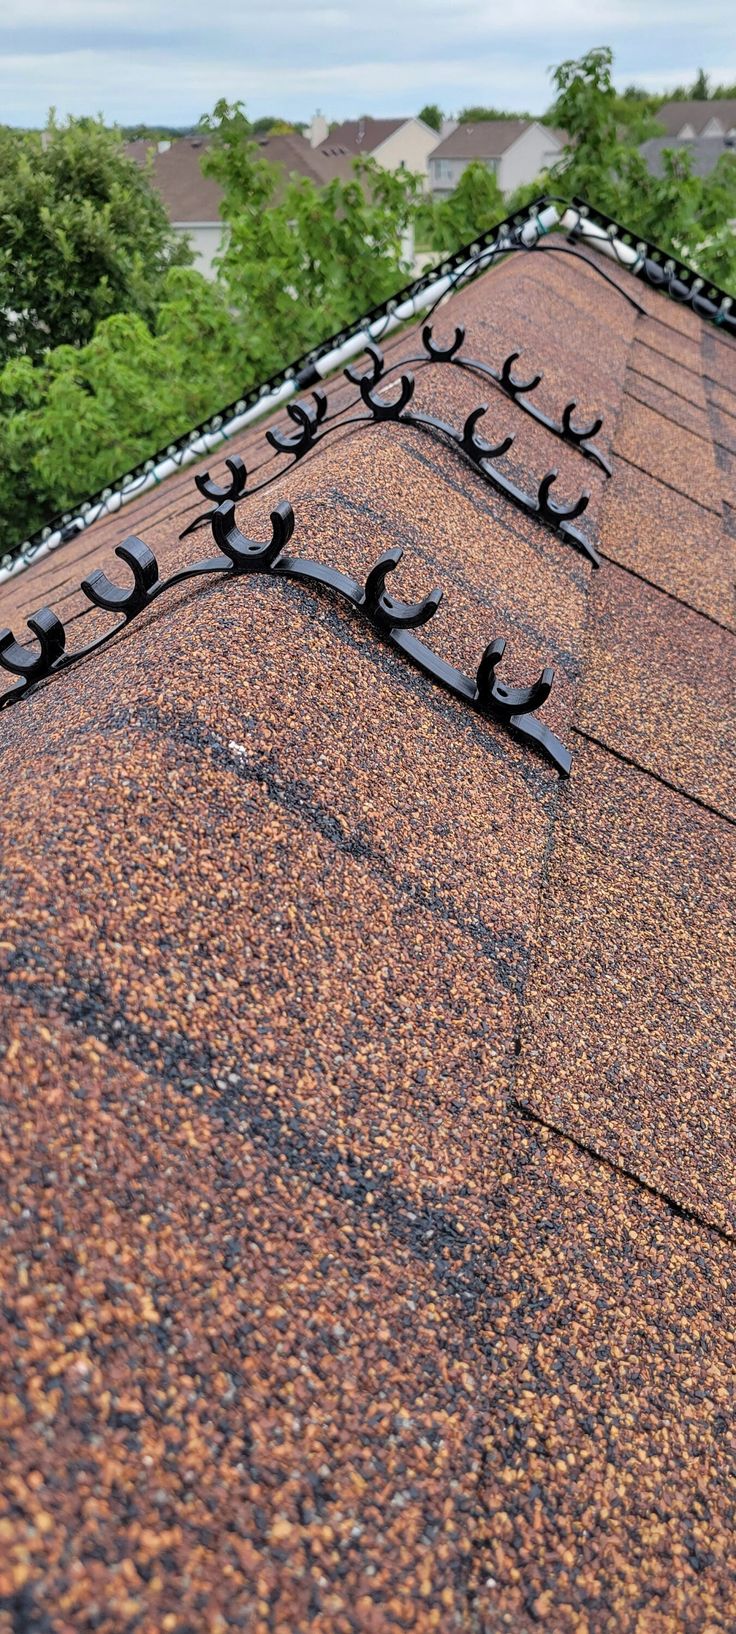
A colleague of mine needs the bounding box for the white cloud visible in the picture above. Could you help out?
[0,0,731,125]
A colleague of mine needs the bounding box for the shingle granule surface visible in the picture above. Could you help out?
[1,245,735,1633]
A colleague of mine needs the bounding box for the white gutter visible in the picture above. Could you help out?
[558,207,734,318]
[1,204,560,586]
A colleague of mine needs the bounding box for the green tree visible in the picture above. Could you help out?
[418,104,444,133]
[548,47,736,289]
[457,105,531,122]
[0,114,191,366]
[691,68,711,99]
[201,102,422,369]
[199,100,273,214]
[427,161,505,251]
[215,157,422,374]
[0,267,248,554]
[547,46,624,208]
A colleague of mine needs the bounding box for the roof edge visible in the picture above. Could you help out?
[1,197,557,580]
[4,194,734,583]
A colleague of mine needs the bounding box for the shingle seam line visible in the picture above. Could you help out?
[627,362,709,414]
[623,386,736,458]
[634,335,711,384]
[571,725,736,829]
[596,551,736,636]
[509,1098,735,1245]
[611,450,723,515]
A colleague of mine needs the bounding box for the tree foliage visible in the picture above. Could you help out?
[0,114,190,367]
[0,108,423,554]
[418,104,443,132]
[427,162,505,251]
[0,268,247,550]
[457,105,531,123]
[215,157,422,374]
[548,46,736,286]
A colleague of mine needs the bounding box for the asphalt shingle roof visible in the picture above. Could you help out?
[125,132,355,224]
[317,117,408,154]
[656,98,736,136]
[1,240,735,1630]
[640,133,736,178]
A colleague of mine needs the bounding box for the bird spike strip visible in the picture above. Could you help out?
[413,324,611,475]
[0,501,571,777]
[182,349,600,568]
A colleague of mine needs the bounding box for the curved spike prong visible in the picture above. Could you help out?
[499,350,543,396]
[345,341,385,387]
[461,405,514,461]
[475,637,506,699]
[362,547,442,630]
[81,537,158,615]
[560,401,604,443]
[286,399,316,429]
[422,323,466,361]
[312,387,328,424]
[537,471,590,525]
[475,637,554,717]
[211,499,294,570]
[359,372,415,421]
[267,397,318,456]
[194,455,248,504]
[269,499,296,556]
[0,606,66,679]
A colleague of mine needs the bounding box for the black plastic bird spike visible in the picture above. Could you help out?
[194,455,249,505]
[81,538,159,616]
[416,325,611,476]
[211,500,295,569]
[361,548,443,630]
[0,607,66,680]
[0,500,572,777]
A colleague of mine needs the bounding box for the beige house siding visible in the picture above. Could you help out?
[429,122,562,199]
[497,124,563,192]
[173,223,224,280]
[372,120,439,188]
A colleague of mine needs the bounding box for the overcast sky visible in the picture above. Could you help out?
[1,0,733,128]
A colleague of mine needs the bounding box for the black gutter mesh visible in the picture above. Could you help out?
[571,196,736,312]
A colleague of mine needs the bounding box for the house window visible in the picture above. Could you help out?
[485,158,499,174]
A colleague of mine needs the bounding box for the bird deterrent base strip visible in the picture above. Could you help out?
[0,501,571,778]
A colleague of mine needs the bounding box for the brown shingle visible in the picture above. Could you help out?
[429,119,539,160]
[516,739,736,1233]
[655,97,736,137]
[124,133,355,225]
[1,239,735,1629]
[317,117,408,154]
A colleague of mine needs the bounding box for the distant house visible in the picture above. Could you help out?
[655,100,736,140]
[124,138,223,277]
[125,133,357,278]
[427,120,564,199]
[317,117,439,188]
[639,133,736,180]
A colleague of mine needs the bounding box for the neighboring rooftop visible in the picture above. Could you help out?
[318,115,412,153]
[429,116,542,159]
[125,131,356,224]
[1,229,735,1628]
[640,132,736,178]
[656,97,736,137]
